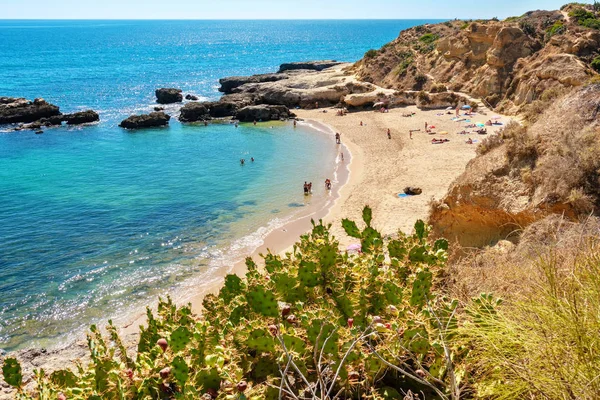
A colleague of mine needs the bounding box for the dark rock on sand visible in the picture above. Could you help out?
[0,97,61,124]
[119,112,170,129]
[219,73,287,94]
[236,104,294,122]
[63,110,99,125]
[185,94,199,101]
[278,60,343,73]
[155,88,183,104]
[404,187,423,195]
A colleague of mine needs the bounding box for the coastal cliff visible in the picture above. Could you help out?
[353,4,600,114]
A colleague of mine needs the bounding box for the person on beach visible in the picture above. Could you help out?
[335,132,341,144]
[425,122,428,131]
[293,119,297,128]
[410,130,413,140]
[315,101,319,109]
[308,182,313,193]
[455,106,460,117]
[360,121,363,126]
[325,179,332,190]
[340,152,344,161]
[204,120,208,126]
[304,181,309,195]
[387,128,391,139]
[253,120,257,126]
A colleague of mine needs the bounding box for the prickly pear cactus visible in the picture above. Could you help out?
[246,285,279,317]
[246,329,276,353]
[170,326,192,353]
[1,358,22,388]
[171,356,189,386]
[410,269,433,308]
[342,218,361,238]
[362,205,373,227]
[220,274,245,304]
[298,261,321,287]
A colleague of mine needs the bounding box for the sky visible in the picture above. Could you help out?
[0,0,588,20]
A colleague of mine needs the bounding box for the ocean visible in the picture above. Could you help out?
[0,19,439,351]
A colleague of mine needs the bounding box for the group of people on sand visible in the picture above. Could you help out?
[240,157,255,165]
[336,108,348,116]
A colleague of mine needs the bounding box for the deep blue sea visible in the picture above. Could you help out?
[0,19,439,351]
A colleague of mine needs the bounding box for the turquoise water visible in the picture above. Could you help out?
[0,20,439,351]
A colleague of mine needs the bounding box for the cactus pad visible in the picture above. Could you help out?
[404,327,430,355]
[220,274,245,304]
[307,321,338,354]
[251,357,278,380]
[383,282,403,305]
[361,227,382,253]
[246,329,276,353]
[341,218,361,238]
[410,269,433,308]
[362,206,373,227]
[1,358,22,388]
[264,253,282,274]
[298,261,321,287]
[388,239,407,260]
[50,369,77,388]
[195,368,221,390]
[282,334,306,354]
[318,244,338,270]
[170,326,192,353]
[272,272,306,303]
[171,355,189,386]
[246,285,279,317]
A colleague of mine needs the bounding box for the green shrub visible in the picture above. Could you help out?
[418,33,439,44]
[546,21,566,37]
[364,49,378,59]
[519,20,537,36]
[592,56,600,72]
[0,209,471,400]
[460,21,470,29]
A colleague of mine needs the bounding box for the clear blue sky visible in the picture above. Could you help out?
[0,0,588,19]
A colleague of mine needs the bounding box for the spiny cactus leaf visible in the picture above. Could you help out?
[383,282,403,305]
[414,219,429,241]
[409,245,435,265]
[341,218,361,238]
[433,238,449,252]
[50,369,77,388]
[307,321,338,355]
[94,359,112,393]
[220,274,245,304]
[282,334,306,354]
[388,239,407,260]
[318,244,338,270]
[251,358,279,380]
[247,329,276,353]
[195,368,221,390]
[298,261,321,287]
[1,358,22,388]
[171,356,189,386]
[429,356,447,379]
[362,206,373,227]
[361,227,382,253]
[264,253,283,274]
[246,285,279,317]
[410,269,433,308]
[404,327,430,355]
[170,326,192,353]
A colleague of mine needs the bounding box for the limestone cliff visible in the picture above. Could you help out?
[429,84,600,248]
[353,5,600,114]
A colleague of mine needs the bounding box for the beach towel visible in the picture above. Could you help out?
[398,193,412,198]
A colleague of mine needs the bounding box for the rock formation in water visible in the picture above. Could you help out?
[0,97,61,124]
[119,112,171,129]
[155,88,183,104]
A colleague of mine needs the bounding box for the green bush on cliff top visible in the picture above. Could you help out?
[418,33,439,44]
[592,56,600,72]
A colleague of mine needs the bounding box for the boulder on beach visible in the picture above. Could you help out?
[404,187,423,196]
[0,97,61,124]
[63,110,100,125]
[155,88,183,104]
[119,112,171,129]
[236,104,294,122]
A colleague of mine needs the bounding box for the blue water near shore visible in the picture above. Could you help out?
[0,19,440,351]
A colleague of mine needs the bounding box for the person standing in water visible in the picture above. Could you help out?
[303,181,309,195]
[251,157,255,162]
[335,132,341,144]
[325,179,332,190]
[253,120,257,126]
[240,159,245,165]
[293,119,297,128]
[308,182,313,193]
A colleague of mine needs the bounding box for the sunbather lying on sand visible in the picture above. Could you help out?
[431,138,450,144]
[403,112,416,117]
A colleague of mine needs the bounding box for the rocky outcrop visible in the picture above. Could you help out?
[119,112,170,129]
[219,74,287,94]
[155,88,183,104]
[63,110,99,125]
[429,85,600,248]
[185,94,199,101]
[179,102,210,122]
[0,97,61,124]
[236,105,294,122]
[353,8,600,114]
[278,60,344,73]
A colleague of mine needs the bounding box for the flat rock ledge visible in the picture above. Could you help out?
[119,112,171,129]
[155,88,183,104]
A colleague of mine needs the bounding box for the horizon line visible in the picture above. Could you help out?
[0,17,478,21]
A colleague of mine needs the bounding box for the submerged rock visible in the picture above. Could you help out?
[63,110,100,125]
[185,94,199,101]
[155,88,183,104]
[119,112,170,129]
[0,97,61,124]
